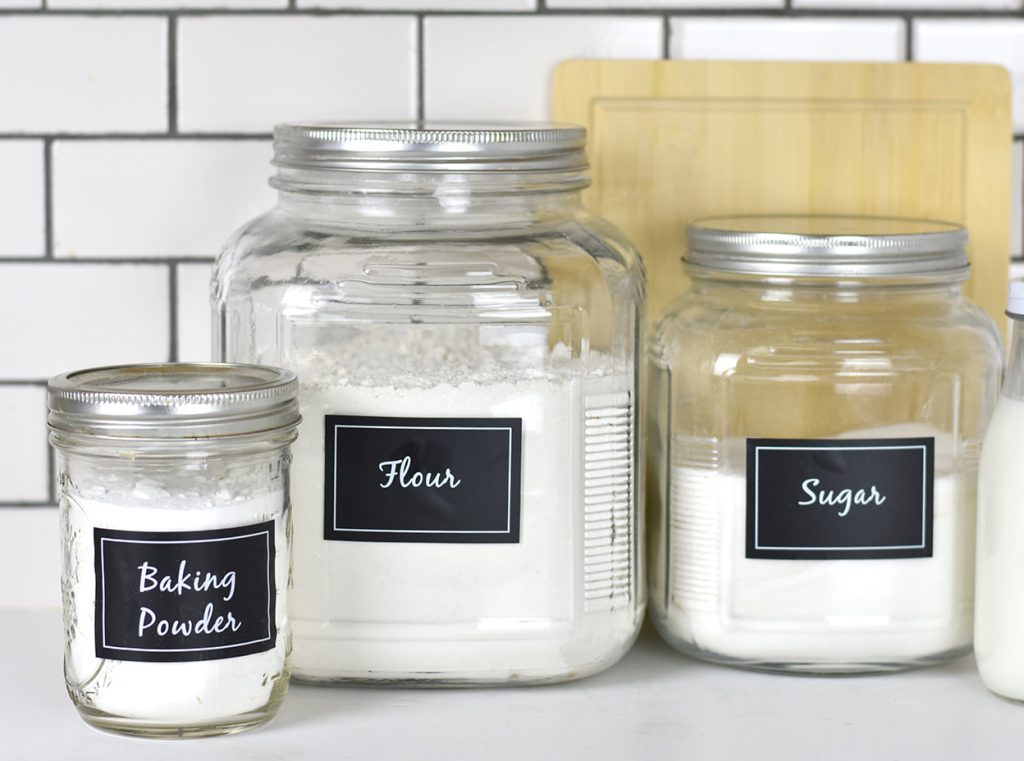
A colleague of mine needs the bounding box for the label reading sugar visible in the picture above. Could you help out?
[746,438,934,560]
[94,521,276,662]
[324,415,522,543]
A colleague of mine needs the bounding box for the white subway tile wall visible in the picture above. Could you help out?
[0,17,167,133]
[555,0,782,6]
[300,0,535,9]
[177,262,215,361]
[53,140,274,258]
[424,16,662,120]
[177,16,418,133]
[913,19,1024,132]
[0,387,49,503]
[0,141,44,257]
[1,4,1024,609]
[0,263,170,380]
[670,17,906,61]
[798,0,1021,8]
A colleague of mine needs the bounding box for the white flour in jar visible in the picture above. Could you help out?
[62,478,289,722]
[660,424,975,665]
[287,336,640,681]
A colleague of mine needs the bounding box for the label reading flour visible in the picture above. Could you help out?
[746,438,934,560]
[324,415,523,543]
[94,522,276,662]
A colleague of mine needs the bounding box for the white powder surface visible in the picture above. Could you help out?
[62,478,289,723]
[288,341,640,682]
[656,424,975,667]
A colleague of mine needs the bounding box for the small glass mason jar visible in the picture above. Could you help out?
[48,363,300,737]
[647,216,1002,673]
[213,123,645,684]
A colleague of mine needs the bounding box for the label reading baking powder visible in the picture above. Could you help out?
[746,438,934,560]
[324,415,522,543]
[94,522,276,662]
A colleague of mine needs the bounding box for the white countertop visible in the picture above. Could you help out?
[8,609,1022,760]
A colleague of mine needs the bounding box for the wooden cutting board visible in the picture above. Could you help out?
[552,60,1013,331]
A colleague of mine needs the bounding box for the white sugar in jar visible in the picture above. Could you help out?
[648,216,1002,673]
[48,363,300,738]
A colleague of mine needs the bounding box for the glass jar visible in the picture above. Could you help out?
[648,216,1002,673]
[213,124,645,684]
[976,282,1024,700]
[48,363,300,737]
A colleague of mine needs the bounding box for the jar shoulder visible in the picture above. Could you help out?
[215,208,643,287]
[650,285,1003,371]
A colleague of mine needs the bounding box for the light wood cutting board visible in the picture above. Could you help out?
[552,60,1013,331]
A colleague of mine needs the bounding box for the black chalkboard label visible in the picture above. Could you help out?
[324,415,522,543]
[94,521,276,662]
[746,438,934,560]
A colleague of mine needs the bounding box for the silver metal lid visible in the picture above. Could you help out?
[48,363,300,440]
[686,215,970,278]
[271,122,588,173]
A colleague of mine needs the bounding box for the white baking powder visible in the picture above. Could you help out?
[654,424,975,667]
[287,335,641,682]
[61,476,289,723]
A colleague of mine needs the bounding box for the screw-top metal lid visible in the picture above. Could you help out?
[271,122,588,173]
[48,363,300,440]
[686,215,970,279]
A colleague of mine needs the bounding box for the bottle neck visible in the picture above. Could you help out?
[273,167,587,231]
[1004,317,1024,399]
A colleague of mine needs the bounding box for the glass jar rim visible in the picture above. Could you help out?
[271,121,589,175]
[686,215,969,279]
[47,363,300,441]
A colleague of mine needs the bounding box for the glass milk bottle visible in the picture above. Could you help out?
[213,123,645,684]
[976,282,1024,699]
[648,215,1002,673]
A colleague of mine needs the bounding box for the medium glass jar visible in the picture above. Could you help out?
[648,216,1002,673]
[48,363,299,737]
[213,124,645,684]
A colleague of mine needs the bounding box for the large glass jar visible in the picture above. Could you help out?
[213,124,645,684]
[648,216,1002,673]
[48,363,299,738]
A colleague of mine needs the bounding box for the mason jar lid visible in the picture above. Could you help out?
[686,215,970,279]
[48,363,300,440]
[271,122,588,173]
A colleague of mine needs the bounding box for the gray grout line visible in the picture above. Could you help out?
[661,15,670,59]
[0,133,273,141]
[168,15,178,136]
[0,380,48,387]
[3,129,1020,141]
[416,14,425,125]
[0,256,215,265]
[168,263,179,363]
[43,138,53,259]
[904,15,913,61]
[0,502,56,509]
[0,7,1023,15]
